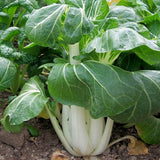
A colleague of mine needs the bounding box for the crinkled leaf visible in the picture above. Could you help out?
[16,51,37,64]
[5,0,39,12]
[0,45,22,59]
[1,76,49,128]
[0,57,17,92]
[0,43,22,59]
[85,27,160,65]
[48,61,160,123]
[136,116,160,144]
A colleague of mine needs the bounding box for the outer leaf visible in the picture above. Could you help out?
[0,57,17,91]
[48,61,160,123]
[25,4,67,47]
[85,27,160,65]
[136,116,160,144]
[1,76,49,126]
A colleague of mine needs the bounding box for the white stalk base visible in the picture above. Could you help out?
[62,105,114,156]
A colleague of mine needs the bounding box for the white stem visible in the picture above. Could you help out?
[45,106,80,156]
[69,42,80,64]
[92,117,114,155]
[89,117,105,149]
[62,105,73,147]
[70,105,93,155]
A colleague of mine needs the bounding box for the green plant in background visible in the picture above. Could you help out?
[0,0,39,94]
[0,0,59,94]
[1,0,160,159]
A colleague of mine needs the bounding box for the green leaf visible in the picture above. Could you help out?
[62,0,109,20]
[25,4,67,47]
[48,61,160,123]
[107,6,136,24]
[61,0,84,8]
[24,123,39,137]
[142,14,160,38]
[0,27,20,42]
[85,0,109,20]
[0,12,9,24]
[45,0,59,5]
[0,57,17,92]
[136,116,160,144]
[4,0,39,12]
[62,7,93,44]
[63,7,83,44]
[153,0,160,10]
[85,27,160,65]
[0,0,5,11]
[25,0,109,46]
[1,76,49,129]
[115,53,142,71]
[0,43,22,59]
[1,116,24,133]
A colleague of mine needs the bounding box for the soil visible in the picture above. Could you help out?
[0,91,160,160]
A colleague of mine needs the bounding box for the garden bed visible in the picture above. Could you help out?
[0,92,160,160]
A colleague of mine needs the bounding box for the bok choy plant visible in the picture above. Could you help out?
[2,0,160,159]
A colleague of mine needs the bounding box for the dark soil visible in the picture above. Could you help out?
[0,91,160,160]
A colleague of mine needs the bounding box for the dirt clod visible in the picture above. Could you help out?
[0,127,29,149]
